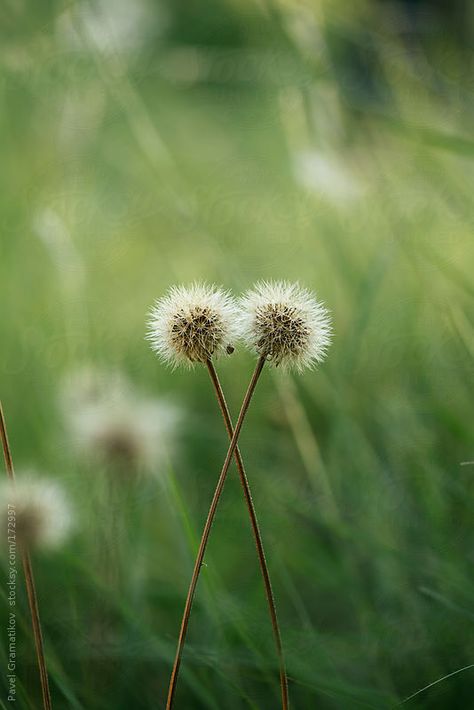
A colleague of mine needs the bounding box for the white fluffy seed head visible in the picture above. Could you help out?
[146,283,240,368]
[0,475,73,550]
[60,366,182,476]
[239,281,332,372]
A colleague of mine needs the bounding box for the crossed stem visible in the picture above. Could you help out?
[166,356,289,709]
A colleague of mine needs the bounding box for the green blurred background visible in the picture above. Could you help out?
[1,0,474,707]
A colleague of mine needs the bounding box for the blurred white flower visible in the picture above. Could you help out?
[56,0,163,57]
[0,476,73,550]
[147,283,240,368]
[293,150,363,202]
[60,367,181,474]
[239,281,332,372]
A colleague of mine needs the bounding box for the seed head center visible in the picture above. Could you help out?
[256,303,310,360]
[171,305,224,362]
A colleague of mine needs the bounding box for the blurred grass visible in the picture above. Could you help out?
[1,0,474,707]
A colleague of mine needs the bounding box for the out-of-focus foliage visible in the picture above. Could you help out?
[1,0,473,707]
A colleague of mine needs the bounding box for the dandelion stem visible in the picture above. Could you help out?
[166,355,266,709]
[206,359,289,710]
[0,401,53,710]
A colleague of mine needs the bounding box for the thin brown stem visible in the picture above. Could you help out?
[0,401,53,710]
[206,359,289,710]
[166,355,266,709]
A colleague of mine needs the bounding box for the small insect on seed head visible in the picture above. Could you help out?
[239,280,332,372]
[146,283,240,368]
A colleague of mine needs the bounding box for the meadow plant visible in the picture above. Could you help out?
[147,282,240,368]
[147,281,331,708]
[60,366,181,477]
[0,404,53,710]
[239,281,332,372]
[147,282,288,708]
[0,475,73,550]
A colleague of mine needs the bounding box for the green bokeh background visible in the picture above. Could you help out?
[1,0,474,707]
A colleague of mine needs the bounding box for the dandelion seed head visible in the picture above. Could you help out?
[0,476,73,550]
[147,283,239,368]
[239,281,332,372]
[60,367,181,476]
